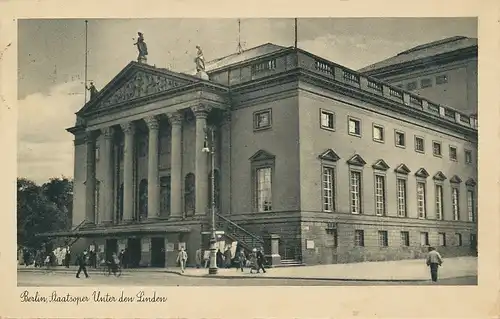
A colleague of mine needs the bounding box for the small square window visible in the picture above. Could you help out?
[415,136,425,153]
[254,110,272,130]
[320,110,335,130]
[449,146,458,161]
[438,233,446,246]
[348,117,361,137]
[378,231,388,247]
[395,130,406,148]
[465,150,473,164]
[436,74,448,85]
[400,231,410,246]
[421,78,432,88]
[372,124,384,142]
[433,141,442,157]
[455,233,462,246]
[406,81,417,91]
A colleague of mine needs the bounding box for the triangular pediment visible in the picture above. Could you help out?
[414,168,430,178]
[346,154,366,167]
[449,175,462,184]
[318,149,340,162]
[394,163,411,175]
[465,178,477,187]
[372,159,390,171]
[433,171,447,181]
[249,149,275,161]
[78,62,198,114]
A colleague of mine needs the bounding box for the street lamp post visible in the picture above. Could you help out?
[202,126,218,275]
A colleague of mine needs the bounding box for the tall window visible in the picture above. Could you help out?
[116,183,124,223]
[397,178,407,217]
[184,173,196,216]
[467,190,475,222]
[435,184,444,220]
[400,231,410,246]
[354,230,364,246]
[420,232,429,246]
[452,187,460,220]
[374,175,386,216]
[256,167,272,212]
[350,171,362,214]
[322,166,335,212]
[160,176,171,216]
[378,231,388,247]
[138,179,148,220]
[95,180,101,222]
[417,182,426,219]
[439,233,446,246]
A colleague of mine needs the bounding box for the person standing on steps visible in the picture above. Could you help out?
[426,247,443,283]
[76,250,89,279]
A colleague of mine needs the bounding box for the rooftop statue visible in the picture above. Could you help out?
[134,32,148,63]
[195,45,205,72]
[86,81,99,101]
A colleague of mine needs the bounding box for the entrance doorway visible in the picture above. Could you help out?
[150,237,166,267]
[127,238,141,268]
[105,239,117,261]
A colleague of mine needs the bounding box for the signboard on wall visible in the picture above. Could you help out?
[118,243,126,251]
[141,242,150,252]
[98,245,105,253]
[166,243,174,252]
[306,240,315,250]
[178,242,186,250]
[89,245,95,252]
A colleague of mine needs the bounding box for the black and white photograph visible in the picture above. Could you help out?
[15,17,481,289]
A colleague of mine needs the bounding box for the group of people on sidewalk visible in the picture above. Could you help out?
[186,246,267,274]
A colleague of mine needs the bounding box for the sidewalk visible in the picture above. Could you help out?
[17,256,477,282]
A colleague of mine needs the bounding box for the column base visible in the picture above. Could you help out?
[265,254,282,266]
[208,267,218,275]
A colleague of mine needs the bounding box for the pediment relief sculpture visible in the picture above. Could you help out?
[99,70,188,108]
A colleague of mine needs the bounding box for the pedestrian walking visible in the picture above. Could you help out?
[216,249,224,268]
[176,247,188,273]
[236,248,246,272]
[256,247,267,273]
[64,247,71,268]
[426,247,443,283]
[195,248,202,269]
[249,248,258,274]
[224,246,232,269]
[76,250,90,278]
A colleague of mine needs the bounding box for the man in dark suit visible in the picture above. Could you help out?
[76,250,90,279]
[256,247,267,273]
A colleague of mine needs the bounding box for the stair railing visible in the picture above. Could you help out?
[215,213,264,248]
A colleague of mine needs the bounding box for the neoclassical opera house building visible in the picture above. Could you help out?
[50,42,477,267]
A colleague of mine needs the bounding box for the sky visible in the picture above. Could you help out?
[17,18,477,184]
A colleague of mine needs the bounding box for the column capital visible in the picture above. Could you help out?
[101,127,114,140]
[120,122,135,135]
[145,115,160,130]
[167,112,184,126]
[191,104,212,119]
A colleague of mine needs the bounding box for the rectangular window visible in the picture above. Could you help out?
[415,136,425,153]
[350,171,362,214]
[256,167,272,212]
[417,182,426,219]
[320,110,335,130]
[373,124,384,142]
[354,230,364,247]
[348,117,361,136]
[378,231,388,247]
[436,74,448,85]
[449,146,458,161]
[95,146,100,161]
[452,187,460,220]
[406,81,417,91]
[433,141,442,157]
[322,166,335,212]
[467,190,475,222]
[421,78,432,88]
[456,233,462,246]
[400,231,410,246]
[397,178,407,217]
[253,110,272,130]
[439,233,446,246]
[395,130,406,148]
[465,150,472,164]
[420,232,429,246]
[435,184,444,220]
[374,175,386,216]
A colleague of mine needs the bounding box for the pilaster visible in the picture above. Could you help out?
[145,116,160,219]
[120,122,135,222]
[84,131,97,225]
[101,127,115,224]
[167,112,184,218]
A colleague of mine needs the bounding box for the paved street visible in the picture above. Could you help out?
[18,271,476,286]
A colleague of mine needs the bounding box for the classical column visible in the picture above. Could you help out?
[145,116,160,219]
[167,112,183,218]
[120,122,135,222]
[101,127,115,224]
[85,131,96,224]
[220,111,231,214]
[191,104,212,215]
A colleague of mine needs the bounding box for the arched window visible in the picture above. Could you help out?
[208,169,221,212]
[116,183,124,223]
[160,176,171,217]
[95,180,101,222]
[184,173,195,217]
[138,179,148,220]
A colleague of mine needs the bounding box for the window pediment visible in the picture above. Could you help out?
[433,171,447,181]
[414,168,430,178]
[346,154,366,167]
[249,149,275,162]
[465,178,477,187]
[449,175,462,184]
[318,149,340,162]
[372,159,390,171]
[394,163,411,175]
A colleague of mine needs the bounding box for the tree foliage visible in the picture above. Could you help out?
[17,177,73,249]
